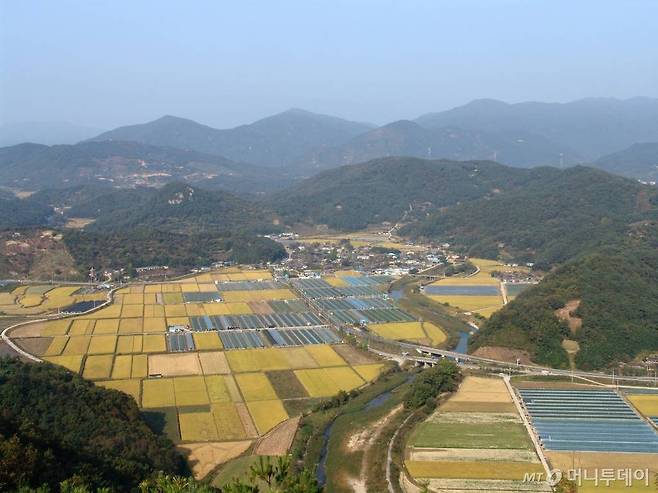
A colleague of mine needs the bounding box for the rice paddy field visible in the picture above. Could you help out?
[422,258,521,318]
[6,267,387,477]
[292,274,449,348]
[405,376,550,492]
[0,284,107,316]
[367,321,447,346]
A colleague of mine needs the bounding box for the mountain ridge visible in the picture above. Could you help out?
[89,109,374,168]
[593,142,658,182]
[415,97,658,161]
[0,140,293,194]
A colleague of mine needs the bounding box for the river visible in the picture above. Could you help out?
[316,374,416,485]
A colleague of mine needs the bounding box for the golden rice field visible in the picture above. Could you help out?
[294,366,365,397]
[368,321,447,346]
[323,276,349,287]
[221,289,296,303]
[0,284,108,315]
[627,395,658,416]
[296,233,425,252]
[405,461,544,480]
[353,364,385,382]
[427,295,504,318]
[423,258,528,317]
[246,400,289,434]
[235,372,278,401]
[173,268,273,283]
[7,267,386,452]
[193,332,223,350]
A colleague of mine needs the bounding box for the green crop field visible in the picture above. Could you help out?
[266,370,309,399]
[410,421,533,449]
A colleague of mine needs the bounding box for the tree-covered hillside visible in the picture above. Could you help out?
[0,358,186,491]
[0,140,292,194]
[405,166,658,268]
[88,110,373,169]
[295,119,573,171]
[0,192,53,229]
[473,223,658,369]
[415,97,658,161]
[59,183,286,272]
[86,183,278,235]
[594,142,658,182]
[64,229,286,273]
[269,157,547,230]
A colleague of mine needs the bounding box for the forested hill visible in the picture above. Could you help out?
[404,166,658,267]
[0,184,286,274]
[0,358,186,491]
[473,222,658,369]
[89,110,374,168]
[60,184,285,271]
[393,164,658,369]
[0,140,292,195]
[268,157,549,230]
[294,119,574,170]
[594,142,658,182]
[85,182,279,235]
[0,191,53,229]
[416,97,658,161]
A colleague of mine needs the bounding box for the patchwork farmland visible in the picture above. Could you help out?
[5,267,389,479]
[405,376,551,492]
[422,258,529,318]
[517,384,658,491]
[0,283,107,316]
[293,272,448,347]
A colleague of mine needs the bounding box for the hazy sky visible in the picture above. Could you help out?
[1,0,658,130]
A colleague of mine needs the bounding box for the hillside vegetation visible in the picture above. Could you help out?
[0,192,53,229]
[89,110,373,169]
[405,166,657,267]
[594,142,658,182]
[0,184,286,276]
[397,165,658,368]
[295,119,573,170]
[64,229,285,273]
[475,223,658,368]
[0,358,186,491]
[416,97,658,161]
[269,157,544,230]
[85,183,278,235]
[0,141,292,194]
[61,184,286,272]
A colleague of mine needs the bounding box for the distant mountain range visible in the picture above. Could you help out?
[416,97,658,161]
[294,120,576,171]
[3,97,658,194]
[89,109,374,168]
[86,97,658,174]
[594,142,658,182]
[0,121,103,147]
[0,140,293,194]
